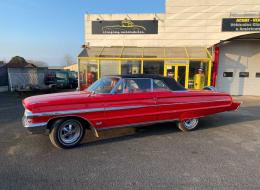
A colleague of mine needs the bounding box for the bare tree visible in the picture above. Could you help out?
[28,59,48,67]
[64,54,74,67]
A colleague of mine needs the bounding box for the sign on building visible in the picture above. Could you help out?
[92,20,158,34]
[222,18,260,32]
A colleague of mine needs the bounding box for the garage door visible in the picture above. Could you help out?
[217,40,260,96]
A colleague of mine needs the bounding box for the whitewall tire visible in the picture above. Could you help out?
[178,118,199,132]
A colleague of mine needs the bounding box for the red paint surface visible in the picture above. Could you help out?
[23,90,240,129]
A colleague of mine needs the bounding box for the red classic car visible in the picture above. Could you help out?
[22,75,240,149]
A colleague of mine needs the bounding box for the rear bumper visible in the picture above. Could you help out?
[229,101,241,111]
[22,116,48,134]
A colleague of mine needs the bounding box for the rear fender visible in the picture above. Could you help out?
[229,102,241,111]
[180,111,202,121]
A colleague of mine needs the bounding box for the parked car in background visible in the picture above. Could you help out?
[22,75,240,149]
[68,71,78,89]
[45,70,78,89]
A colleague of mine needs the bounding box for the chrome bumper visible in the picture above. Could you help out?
[22,115,48,134]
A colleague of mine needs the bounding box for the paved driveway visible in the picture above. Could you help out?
[0,93,260,190]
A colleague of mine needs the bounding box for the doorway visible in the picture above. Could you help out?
[164,64,189,88]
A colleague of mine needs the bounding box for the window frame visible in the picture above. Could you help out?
[111,78,175,94]
[112,78,153,94]
[223,72,233,78]
[87,76,121,94]
[256,73,260,78]
[239,72,249,78]
[152,79,171,92]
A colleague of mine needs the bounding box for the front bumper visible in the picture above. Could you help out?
[22,115,48,134]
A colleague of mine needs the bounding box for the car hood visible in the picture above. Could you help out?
[23,91,93,111]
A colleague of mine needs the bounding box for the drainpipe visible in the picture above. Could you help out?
[77,57,81,91]
[212,46,219,87]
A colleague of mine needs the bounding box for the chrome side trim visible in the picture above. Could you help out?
[105,105,146,111]
[25,105,147,118]
[97,118,179,131]
[235,105,241,111]
[24,99,229,118]
[25,108,105,118]
[235,101,242,111]
[24,122,48,128]
[172,99,229,105]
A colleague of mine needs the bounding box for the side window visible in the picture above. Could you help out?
[114,83,123,94]
[153,79,170,92]
[123,79,151,93]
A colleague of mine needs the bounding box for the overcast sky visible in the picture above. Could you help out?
[0,0,165,66]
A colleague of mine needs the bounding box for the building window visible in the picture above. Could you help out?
[100,60,120,77]
[121,61,141,75]
[143,61,164,75]
[256,73,260,78]
[223,72,233,77]
[87,63,98,85]
[239,72,249,78]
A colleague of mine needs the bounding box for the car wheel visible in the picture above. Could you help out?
[49,119,85,149]
[178,118,199,132]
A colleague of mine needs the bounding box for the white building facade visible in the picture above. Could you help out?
[80,0,260,95]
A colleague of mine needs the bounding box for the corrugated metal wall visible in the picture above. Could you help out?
[0,65,8,86]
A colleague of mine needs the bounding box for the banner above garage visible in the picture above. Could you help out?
[92,20,158,34]
[222,18,260,32]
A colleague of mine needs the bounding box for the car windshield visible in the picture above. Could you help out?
[69,72,77,79]
[56,72,66,79]
[86,77,120,94]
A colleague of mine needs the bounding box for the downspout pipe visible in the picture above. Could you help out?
[77,58,81,91]
[212,46,219,87]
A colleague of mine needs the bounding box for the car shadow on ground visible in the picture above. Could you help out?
[77,105,260,149]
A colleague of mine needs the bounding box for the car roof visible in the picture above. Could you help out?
[109,74,186,91]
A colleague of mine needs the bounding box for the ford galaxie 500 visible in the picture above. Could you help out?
[22,75,240,149]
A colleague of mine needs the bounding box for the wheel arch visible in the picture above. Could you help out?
[46,115,93,131]
[180,111,203,121]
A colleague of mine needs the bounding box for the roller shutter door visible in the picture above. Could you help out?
[217,40,260,96]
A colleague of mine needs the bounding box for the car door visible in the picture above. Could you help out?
[102,78,157,129]
[153,79,185,121]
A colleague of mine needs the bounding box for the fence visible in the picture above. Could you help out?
[8,68,48,92]
[0,65,8,92]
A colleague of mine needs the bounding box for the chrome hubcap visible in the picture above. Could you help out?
[183,119,198,130]
[58,120,82,144]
